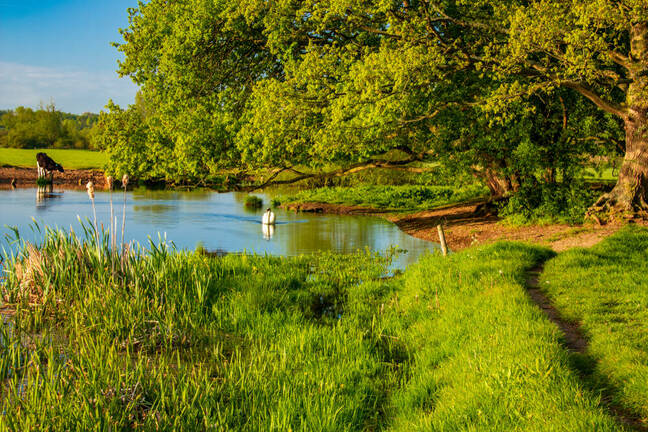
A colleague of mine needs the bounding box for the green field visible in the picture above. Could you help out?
[1,225,639,430]
[0,148,106,170]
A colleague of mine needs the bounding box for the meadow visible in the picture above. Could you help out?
[0,225,635,430]
[0,148,106,170]
[276,184,488,212]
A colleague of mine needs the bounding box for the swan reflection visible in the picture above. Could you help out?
[262,223,275,240]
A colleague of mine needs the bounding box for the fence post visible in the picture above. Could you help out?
[437,224,448,256]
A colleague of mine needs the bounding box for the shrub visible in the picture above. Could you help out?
[245,195,263,208]
[499,180,597,225]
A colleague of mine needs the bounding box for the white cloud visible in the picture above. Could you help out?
[0,62,138,114]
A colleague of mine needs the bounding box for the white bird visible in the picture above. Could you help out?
[262,208,276,225]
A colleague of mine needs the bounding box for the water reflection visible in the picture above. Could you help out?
[262,223,275,240]
[2,188,439,268]
[36,185,62,210]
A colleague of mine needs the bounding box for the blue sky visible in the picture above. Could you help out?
[0,0,139,113]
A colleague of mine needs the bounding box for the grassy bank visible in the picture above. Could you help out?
[0,148,106,170]
[0,228,628,430]
[541,226,648,420]
[277,184,488,211]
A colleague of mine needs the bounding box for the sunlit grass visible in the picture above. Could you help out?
[0,227,628,430]
[277,184,488,211]
[0,148,106,170]
[541,226,648,421]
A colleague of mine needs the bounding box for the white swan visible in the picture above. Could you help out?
[262,208,276,225]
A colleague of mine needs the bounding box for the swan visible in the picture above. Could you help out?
[262,208,276,225]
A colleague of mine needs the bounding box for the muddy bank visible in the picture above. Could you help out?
[387,203,629,252]
[282,201,388,215]
[285,200,627,252]
[0,166,107,188]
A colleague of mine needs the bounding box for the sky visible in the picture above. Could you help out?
[0,0,140,114]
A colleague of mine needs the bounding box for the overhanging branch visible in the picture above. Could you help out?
[561,81,628,119]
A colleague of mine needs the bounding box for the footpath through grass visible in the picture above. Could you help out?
[541,226,648,422]
[0,148,106,170]
[277,184,488,211]
[0,228,627,430]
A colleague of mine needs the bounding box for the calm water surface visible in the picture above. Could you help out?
[1,187,438,268]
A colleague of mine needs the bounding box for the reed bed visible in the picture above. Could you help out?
[0,229,628,430]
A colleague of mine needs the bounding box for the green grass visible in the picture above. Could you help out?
[0,227,628,430]
[582,166,618,182]
[0,148,107,170]
[540,226,648,421]
[277,184,488,211]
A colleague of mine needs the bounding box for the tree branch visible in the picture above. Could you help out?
[560,81,628,119]
[243,157,423,191]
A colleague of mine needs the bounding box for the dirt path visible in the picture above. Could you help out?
[525,263,648,431]
[0,166,106,188]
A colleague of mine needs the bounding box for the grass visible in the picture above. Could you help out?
[0,226,629,430]
[0,148,107,170]
[276,184,488,211]
[540,225,648,421]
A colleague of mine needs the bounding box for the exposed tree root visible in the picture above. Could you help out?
[587,189,648,225]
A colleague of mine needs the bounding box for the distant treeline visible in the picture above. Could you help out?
[0,105,99,149]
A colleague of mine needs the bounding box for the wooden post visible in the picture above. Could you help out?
[437,224,448,256]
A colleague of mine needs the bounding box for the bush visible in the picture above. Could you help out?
[245,195,263,208]
[499,180,597,225]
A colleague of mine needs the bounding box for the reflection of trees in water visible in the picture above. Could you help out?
[281,216,376,254]
[130,187,214,202]
[132,204,175,214]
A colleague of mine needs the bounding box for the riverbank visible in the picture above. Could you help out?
[284,200,626,252]
[0,166,107,188]
[388,202,627,252]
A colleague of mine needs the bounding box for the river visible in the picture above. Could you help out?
[0,186,439,268]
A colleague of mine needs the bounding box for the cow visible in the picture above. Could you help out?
[36,152,64,181]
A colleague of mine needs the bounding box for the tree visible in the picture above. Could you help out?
[111,0,628,213]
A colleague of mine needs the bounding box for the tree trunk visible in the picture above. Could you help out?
[589,23,648,219]
[484,168,512,198]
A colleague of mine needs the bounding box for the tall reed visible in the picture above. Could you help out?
[120,174,129,254]
[85,181,99,250]
[106,175,115,255]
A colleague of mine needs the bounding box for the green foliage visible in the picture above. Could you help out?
[35,176,52,186]
[0,148,107,170]
[244,195,263,208]
[541,226,648,421]
[97,0,629,224]
[0,229,626,429]
[281,184,488,211]
[500,181,598,225]
[0,104,99,149]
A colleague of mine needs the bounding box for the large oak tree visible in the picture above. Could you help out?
[110,0,634,215]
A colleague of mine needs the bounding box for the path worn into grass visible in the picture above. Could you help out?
[526,263,648,431]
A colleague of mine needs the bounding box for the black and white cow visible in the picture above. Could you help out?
[36,152,64,179]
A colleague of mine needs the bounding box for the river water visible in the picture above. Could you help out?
[0,186,438,268]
